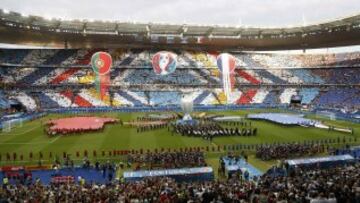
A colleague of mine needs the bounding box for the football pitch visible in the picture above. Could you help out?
[0,109,359,172]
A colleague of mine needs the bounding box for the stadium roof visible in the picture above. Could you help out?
[2,0,360,27]
[0,9,360,50]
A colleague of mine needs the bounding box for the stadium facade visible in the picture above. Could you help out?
[0,9,359,116]
[0,8,360,203]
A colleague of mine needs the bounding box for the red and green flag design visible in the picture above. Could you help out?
[91,52,112,100]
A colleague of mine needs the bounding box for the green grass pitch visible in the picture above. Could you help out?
[0,109,359,172]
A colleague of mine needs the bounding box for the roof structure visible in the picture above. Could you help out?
[0,9,360,50]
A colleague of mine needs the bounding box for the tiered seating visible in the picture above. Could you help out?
[51,68,81,84]
[18,67,54,85]
[124,69,204,85]
[336,52,360,66]
[279,88,297,104]
[236,89,258,104]
[0,90,10,109]
[193,91,211,104]
[287,69,324,84]
[77,89,108,107]
[190,51,217,68]
[252,53,302,68]
[327,68,360,84]
[251,88,269,104]
[200,92,219,105]
[117,91,147,106]
[216,91,228,104]
[35,92,60,109]
[315,88,360,108]
[2,68,34,84]
[44,49,77,65]
[252,69,287,84]
[118,56,135,66]
[60,50,86,66]
[196,68,221,84]
[130,51,152,67]
[22,50,57,65]
[59,90,92,107]
[0,49,30,64]
[35,68,67,85]
[181,90,204,103]
[299,88,320,104]
[112,92,135,106]
[262,90,279,105]
[1,87,358,109]
[7,66,358,86]
[307,67,360,84]
[44,92,72,108]
[180,53,199,67]
[51,49,99,84]
[148,91,182,106]
[295,53,337,67]
[73,94,93,107]
[235,69,261,84]
[0,49,359,110]
[345,90,360,107]
[112,69,134,85]
[223,89,242,104]
[9,92,37,111]
[238,54,287,84]
[0,49,359,68]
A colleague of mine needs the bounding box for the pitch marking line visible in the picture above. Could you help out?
[50,135,62,143]
[0,135,62,145]
[1,124,40,136]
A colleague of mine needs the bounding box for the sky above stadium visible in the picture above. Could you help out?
[0,0,359,27]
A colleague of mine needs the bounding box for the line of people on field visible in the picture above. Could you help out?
[172,122,257,141]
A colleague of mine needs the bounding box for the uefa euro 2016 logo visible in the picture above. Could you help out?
[151,51,177,75]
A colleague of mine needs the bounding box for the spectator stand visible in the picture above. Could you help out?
[31,167,114,185]
[1,166,115,185]
[123,166,214,182]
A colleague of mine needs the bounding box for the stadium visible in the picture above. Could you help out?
[0,1,360,202]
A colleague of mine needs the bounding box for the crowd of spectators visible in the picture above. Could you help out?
[313,88,360,110]
[1,49,360,111]
[256,143,324,161]
[0,177,254,202]
[1,163,359,202]
[258,163,360,203]
[126,151,206,170]
[247,52,360,68]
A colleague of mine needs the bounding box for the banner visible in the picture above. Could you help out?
[91,52,112,100]
[216,53,236,103]
[152,51,177,75]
